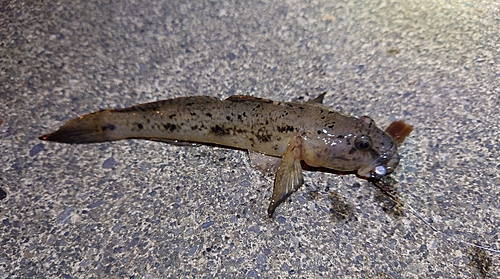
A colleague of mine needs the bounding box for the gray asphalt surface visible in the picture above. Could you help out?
[1,0,499,278]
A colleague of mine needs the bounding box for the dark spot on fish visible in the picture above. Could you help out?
[242,112,247,117]
[191,125,198,130]
[317,130,322,135]
[277,125,295,133]
[328,111,335,114]
[137,123,144,130]
[235,128,247,134]
[256,134,271,142]
[321,116,325,120]
[256,128,272,142]
[210,125,229,136]
[337,135,343,138]
[237,115,242,120]
[206,113,212,118]
[332,156,349,161]
[298,106,304,110]
[146,119,151,124]
[190,112,197,116]
[265,120,269,125]
[348,148,357,155]
[328,124,335,129]
[369,149,380,160]
[169,114,176,119]
[186,102,195,106]
[163,123,177,132]
[226,116,231,121]
[102,124,116,131]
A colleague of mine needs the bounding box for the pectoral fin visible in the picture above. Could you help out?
[267,133,304,217]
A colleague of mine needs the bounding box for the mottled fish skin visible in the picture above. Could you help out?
[40,95,403,217]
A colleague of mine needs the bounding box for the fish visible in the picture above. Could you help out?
[39,94,411,217]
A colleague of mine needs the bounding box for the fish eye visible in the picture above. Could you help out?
[354,135,373,150]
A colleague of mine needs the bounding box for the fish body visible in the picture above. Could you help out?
[40,95,405,216]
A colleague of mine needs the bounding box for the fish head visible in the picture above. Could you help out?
[352,116,400,179]
[302,116,400,179]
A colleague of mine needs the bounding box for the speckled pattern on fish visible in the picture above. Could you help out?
[40,95,402,216]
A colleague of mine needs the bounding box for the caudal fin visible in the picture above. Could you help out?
[39,112,114,144]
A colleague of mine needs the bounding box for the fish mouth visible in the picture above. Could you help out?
[357,151,400,179]
[384,152,400,174]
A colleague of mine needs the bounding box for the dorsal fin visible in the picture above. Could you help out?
[226,95,274,103]
[305,92,326,104]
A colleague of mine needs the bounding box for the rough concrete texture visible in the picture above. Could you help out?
[1,0,499,278]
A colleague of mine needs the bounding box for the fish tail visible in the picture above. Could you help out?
[39,111,117,144]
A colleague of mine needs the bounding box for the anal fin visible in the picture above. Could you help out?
[267,133,304,217]
[248,150,281,175]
